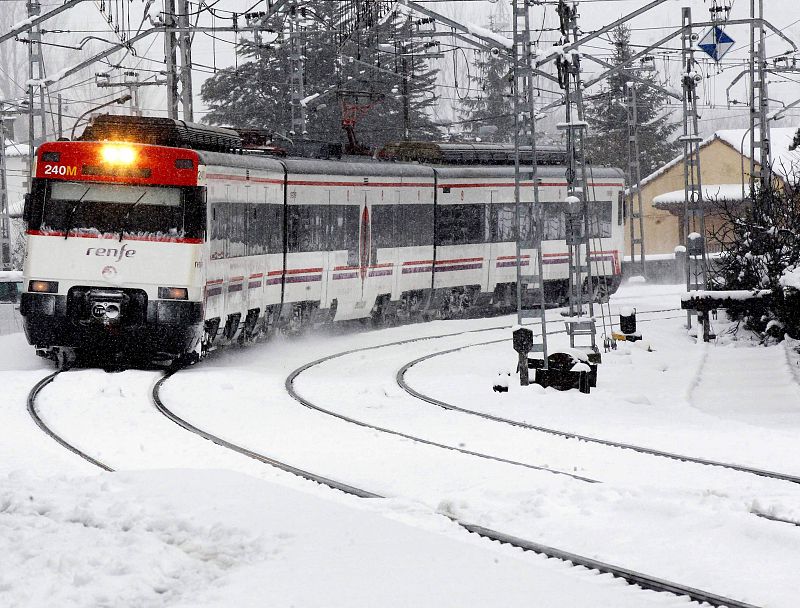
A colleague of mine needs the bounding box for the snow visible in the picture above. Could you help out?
[652,183,747,209]
[2,283,800,606]
[4,138,30,157]
[780,266,800,291]
[464,23,512,50]
[680,289,770,302]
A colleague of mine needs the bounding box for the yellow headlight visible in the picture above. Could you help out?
[101,145,136,164]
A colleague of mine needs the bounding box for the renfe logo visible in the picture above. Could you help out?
[86,243,136,262]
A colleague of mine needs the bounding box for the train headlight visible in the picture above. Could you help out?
[29,280,58,293]
[158,286,188,300]
[100,145,136,165]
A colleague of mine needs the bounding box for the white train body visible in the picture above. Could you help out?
[21,136,624,364]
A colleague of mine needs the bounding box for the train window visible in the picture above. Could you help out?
[246,203,268,256]
[396,204,433,247]
[269,204,284,253]
[543,202,566,241]
[328,205,360,265]
[490,203,537,243]
[588,201,613,238]
[435,204,485,246]
[617,191,624,226]
[287,204,326,253]
[372,205,395,252]
[228,203,246,257]
[493,204,516,242]
[184,187,206,240]
[210,202,227,259]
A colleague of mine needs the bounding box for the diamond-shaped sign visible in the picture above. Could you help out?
[698,26,735,62]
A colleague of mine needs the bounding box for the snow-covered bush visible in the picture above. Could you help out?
[708,178,800,338]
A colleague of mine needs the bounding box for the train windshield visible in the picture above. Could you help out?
[41,181,185,239]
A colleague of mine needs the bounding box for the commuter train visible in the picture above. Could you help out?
[21,116,625,367]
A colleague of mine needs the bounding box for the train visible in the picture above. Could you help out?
[20,115,625,367]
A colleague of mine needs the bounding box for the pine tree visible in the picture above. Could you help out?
[200,7,440,148]
[584,25,680,175]
[457,16,515,143]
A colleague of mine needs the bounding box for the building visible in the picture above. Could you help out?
[626,127,800,257]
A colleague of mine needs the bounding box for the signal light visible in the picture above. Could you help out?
[100,145,136,165]
[158,286,188,300]
[29,280,58,294]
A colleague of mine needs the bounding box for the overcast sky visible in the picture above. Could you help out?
[3,0,799,138]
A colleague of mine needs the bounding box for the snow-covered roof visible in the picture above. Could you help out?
[640,127,800,188]
[3,139,29,157]
[652,183,747,211]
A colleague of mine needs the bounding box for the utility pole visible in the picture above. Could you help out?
[0,102,10,270]
[680,7,707,325]
[25,0,47,186]
[749,0,770,192]
[626,81,646,278]
[512,0,548,376]
[163,0,194,120]
[288,2,306,135]
[554,0,601,360]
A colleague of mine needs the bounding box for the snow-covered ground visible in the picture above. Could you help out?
[3,282,799,607]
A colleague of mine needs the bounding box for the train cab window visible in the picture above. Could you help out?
[41,181,183,239]
[436,204,485,246]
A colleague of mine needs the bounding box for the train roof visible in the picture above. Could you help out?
[76,115,624,181]
[197,150,624,181]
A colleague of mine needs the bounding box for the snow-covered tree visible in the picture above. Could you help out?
[457,16,514,143]
[709,179,800,338]
[201,6,440,148]
[583,25,680,175]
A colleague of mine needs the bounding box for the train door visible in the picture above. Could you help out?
[321,190,333,309]
[389,189,402,301]
[487,190,499,291]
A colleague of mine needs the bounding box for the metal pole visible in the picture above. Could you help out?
[626,83,647,278]
[57,94,63,139]
[164,0,179,119]
[176,0,194,121]
[288,2,306,135]
[0,103,10,270]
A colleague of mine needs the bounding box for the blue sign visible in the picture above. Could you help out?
[698,26,735,62]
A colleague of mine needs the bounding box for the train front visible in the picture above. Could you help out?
[21,140,206,366]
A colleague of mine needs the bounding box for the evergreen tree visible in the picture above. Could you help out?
[457,16,515,143]
[201,6,440,148]
[584,25,680,175]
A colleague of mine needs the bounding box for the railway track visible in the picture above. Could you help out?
[26,371,113,472]
[24,310,767,608]
[396,334,800,487]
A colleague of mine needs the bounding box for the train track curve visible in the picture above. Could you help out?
[25,311,764,608]
[27,371,114,472]
[153,370,760,608]
[396,329,800,487]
